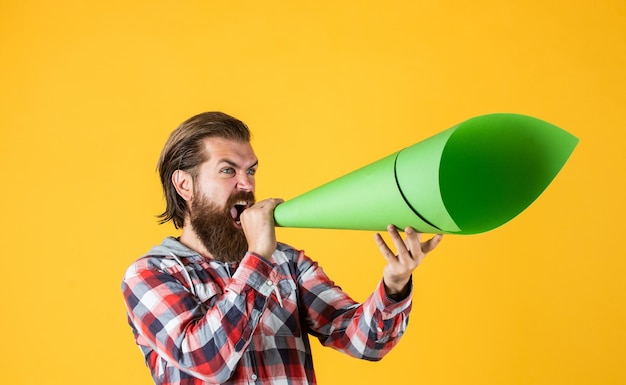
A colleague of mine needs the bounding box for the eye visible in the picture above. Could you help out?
[221,167,235,175]
[247,168,257,176]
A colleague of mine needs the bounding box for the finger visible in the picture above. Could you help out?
[255,198,284,211]
[260,197,284,204]
[403,227,423,255]
[386,224,409,254]
[374,232,397,262]
[421,234,443,253]
[387,225,418,266]
[266,198,284,210]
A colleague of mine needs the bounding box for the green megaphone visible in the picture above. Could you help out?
[273,113,579,234]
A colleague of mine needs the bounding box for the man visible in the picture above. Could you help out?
[121,111,443,384]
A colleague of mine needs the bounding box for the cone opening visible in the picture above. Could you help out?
[438,114,578,234]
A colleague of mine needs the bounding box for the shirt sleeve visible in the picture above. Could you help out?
[296,251,412,361]
[121,252,284,383]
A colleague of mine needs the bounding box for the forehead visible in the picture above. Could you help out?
[201,137,257,165]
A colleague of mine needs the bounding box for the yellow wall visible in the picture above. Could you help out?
[1,1,624,384]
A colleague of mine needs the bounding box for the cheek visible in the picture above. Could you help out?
[209,183,237,205]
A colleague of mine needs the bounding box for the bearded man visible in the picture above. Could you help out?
[121,111,443,385]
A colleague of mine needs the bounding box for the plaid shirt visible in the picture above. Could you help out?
[121,237,412,385]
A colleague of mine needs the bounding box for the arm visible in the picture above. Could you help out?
[121,252,284,383]
[296,253,411,361]
[297,225,442,360]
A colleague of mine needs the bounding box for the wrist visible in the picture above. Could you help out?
[246,247,273,261]
[383,277,412,301]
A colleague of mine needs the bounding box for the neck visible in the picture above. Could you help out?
[179,226,214,259]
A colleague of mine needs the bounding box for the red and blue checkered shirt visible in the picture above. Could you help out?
[121,237,412,384]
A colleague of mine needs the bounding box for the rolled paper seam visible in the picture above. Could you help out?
[273,152,442,233]
[394,125,461,232]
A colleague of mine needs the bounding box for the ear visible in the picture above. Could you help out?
[172,170,194,201]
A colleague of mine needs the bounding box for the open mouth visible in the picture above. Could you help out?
[230,201,251,227]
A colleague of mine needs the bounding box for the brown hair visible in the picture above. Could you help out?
[157,111,251,228]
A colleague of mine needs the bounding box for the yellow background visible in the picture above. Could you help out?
[1,1,624,384]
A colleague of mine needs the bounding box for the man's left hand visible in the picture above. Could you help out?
[374,225,443,298]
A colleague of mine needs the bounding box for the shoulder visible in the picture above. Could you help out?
[123,237,202,279]
[274,242,302,262]
[122,253,173,281]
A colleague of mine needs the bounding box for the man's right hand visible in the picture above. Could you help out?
[240,198,284,260]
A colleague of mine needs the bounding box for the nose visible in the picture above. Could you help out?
[236,172,254,192]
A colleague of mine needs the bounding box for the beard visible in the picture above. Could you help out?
[190,191,255,263]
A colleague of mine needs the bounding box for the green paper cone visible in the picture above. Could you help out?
[273,113,579,234]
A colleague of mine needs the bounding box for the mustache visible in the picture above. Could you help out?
[225,191,256,208]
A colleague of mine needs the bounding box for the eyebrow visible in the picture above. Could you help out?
[218,159,258,169]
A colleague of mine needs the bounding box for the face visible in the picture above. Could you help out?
[193,137,258,215]
[188,138,258,262]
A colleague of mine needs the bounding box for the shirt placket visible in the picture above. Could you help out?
[245,340,260,384]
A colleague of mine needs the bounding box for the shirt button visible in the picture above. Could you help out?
[251,374,258,381]
[265,280,273,286]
